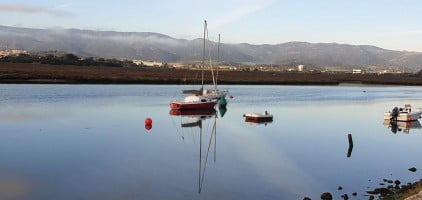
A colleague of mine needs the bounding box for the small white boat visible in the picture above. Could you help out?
[243,111,273,123]
[383,104,422,122]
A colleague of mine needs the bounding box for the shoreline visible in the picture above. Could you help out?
[1,63,422,86]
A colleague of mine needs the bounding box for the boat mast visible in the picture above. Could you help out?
[201,20,206,91]
[215,34,220,90]
[205,23,216,90]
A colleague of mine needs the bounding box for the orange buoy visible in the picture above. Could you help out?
[145,117,152,125]
[145,124,152,130]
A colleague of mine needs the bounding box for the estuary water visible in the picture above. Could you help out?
[1,84,422,200]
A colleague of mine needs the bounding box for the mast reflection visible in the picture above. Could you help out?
[169,108,219,193]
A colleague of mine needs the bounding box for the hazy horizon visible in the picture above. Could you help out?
[1,0,422,52]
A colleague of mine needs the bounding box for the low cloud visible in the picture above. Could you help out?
[0,3,72,17]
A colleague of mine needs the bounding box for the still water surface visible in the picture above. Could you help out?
[1,84,422,200]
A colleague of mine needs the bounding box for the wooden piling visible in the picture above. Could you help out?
[347,134,353,158]
[348,134,353,147]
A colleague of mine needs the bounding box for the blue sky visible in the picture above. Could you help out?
[1,0,422,51]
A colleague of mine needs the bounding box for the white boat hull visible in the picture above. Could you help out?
[384,110,422,121]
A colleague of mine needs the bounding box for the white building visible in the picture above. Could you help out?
[132,60,163,67]
[352,69,362,74]
[0,49,28,57]
[298,65,304,72]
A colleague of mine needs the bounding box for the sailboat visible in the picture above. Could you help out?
[170,20,219,110]
[180,20,228,105]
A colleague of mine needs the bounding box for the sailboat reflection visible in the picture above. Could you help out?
[245,121,273,126]
[169,108,218,193]
[383,119,422,134]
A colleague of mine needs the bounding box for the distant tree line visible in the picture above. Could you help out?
[0,53,137,67]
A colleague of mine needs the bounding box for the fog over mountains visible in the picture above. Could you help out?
[1,25,422,71]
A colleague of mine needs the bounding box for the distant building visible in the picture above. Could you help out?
[298,65,304,72]
[0,49,28,57]
[352,69,362,74]
[132,59,163,67]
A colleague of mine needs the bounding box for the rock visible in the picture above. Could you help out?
[338,186,343,190]
[383,179,393,183]
[303,197,311,200]
[409,167,417,172]
[352,192,357,196]
[367,188,393,195]
[395,180,401,185]
[341,194,349,200]
[320,192,333,200]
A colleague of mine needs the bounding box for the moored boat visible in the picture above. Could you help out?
[180,21,229,106]
[384,104,422,122]
[243,111,273,123]
[170,95,217,110]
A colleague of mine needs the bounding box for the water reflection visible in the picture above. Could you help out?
[4,85,422,199]
[245,121,273,126]
[218,106,227,118]
[169,108,218,193]
[383,119,422,134]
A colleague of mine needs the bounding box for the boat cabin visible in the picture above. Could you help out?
[400,104,412,113]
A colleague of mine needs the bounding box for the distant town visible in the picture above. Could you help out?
[0,49,411,75]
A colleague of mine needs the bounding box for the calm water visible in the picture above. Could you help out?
[1,84,422,200]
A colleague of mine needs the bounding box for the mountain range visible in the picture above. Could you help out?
[1,25,422,71]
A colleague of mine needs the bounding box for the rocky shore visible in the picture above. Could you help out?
[303,167,422,200]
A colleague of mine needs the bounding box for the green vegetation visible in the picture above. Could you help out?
[0,53,137,67]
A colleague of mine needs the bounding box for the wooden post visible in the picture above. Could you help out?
[347,134,353,158]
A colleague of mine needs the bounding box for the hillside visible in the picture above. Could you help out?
[1,25,422,71]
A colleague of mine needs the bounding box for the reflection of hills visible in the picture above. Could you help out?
[383,119,422,134]
[169,108,219,193]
